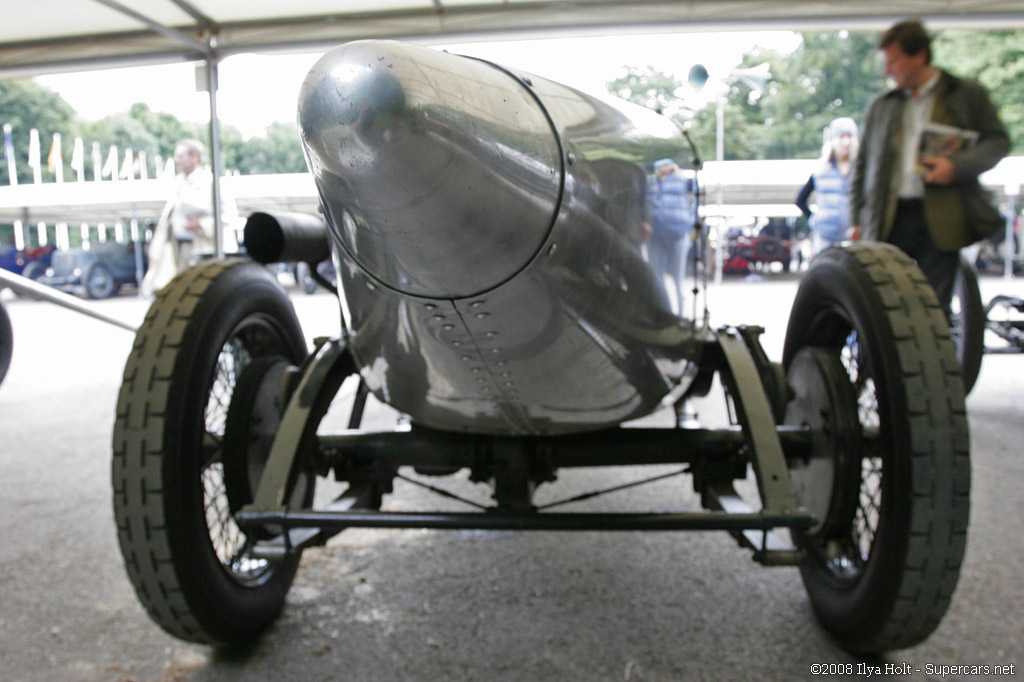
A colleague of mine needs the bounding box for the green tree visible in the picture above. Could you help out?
[609,29,1022,163]
[933,30,1024,155]
[216,125,247,174]
[608,62,768,162]
[737,31,885,160]
[234,121,307,174]
[78,113,161,177]
[607,66,717,162]
[0,79,77,184]
[1,75,313,186]
[608,66,689,117]
[127,102,203,160]
[608,31,883,161]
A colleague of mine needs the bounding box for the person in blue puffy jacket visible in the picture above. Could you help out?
[644,158,697,314]
[796,117,859,257]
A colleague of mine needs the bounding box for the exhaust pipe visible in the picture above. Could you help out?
[243,211,331,265]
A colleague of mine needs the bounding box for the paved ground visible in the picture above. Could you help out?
[0,270,1021,682]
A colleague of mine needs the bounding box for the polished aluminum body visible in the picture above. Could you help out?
[298,40,704,435]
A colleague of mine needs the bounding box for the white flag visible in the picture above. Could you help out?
[120,147,134,180]
[91,141,102,182]
[3,123,16,186]
[102,145,118,180]
[70,137,85,182]
[28,128,42,184]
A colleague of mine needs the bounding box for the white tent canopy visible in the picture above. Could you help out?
[4,0,1024,79]
[5,1,1022,256]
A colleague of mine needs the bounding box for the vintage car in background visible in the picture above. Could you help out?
[723,218,794,274]
[39,241,147,299]
[0,244,56,283]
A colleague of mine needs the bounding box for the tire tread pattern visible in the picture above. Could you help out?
[854,244,969,651]
[786,243,969,652]
[112,261,241,644]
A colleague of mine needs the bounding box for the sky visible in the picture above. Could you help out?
[35,31,801,139]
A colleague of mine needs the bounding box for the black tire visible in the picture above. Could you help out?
[20,260,46,281]
[112,259,310,645]
[951,258,984,394]
[83,262,116,299]
[13,261,46,299]
[0,299,12,386]
[754,236,784,262]
[782,243,970,653]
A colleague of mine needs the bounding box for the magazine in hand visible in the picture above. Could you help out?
[916,122,978,173]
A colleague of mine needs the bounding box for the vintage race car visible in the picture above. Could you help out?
[0,244,55,283]
[40,241,146,299]
[111,41,969,654]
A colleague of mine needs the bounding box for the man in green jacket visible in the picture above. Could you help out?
[850,19,1010,314]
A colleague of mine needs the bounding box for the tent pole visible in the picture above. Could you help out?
[204,45,225,259]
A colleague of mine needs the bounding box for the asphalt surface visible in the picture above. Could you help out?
[1,271,1021,682]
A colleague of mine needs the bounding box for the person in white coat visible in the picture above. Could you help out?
[142,139,235,295]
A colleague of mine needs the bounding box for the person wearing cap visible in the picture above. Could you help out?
[796,117,859,257]
[644,157,697,314]
[850,19,1009,315]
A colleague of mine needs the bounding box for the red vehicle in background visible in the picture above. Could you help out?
[723,218,794,274]
[0,244,56,283]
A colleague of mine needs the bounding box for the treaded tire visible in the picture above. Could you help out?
[112,259,309,646]
[782,243,970,653]
[951,258,984,394]
[754,235,783,261]
[0,299,11,386]
[84,262,116,299]
[20,260,46,282]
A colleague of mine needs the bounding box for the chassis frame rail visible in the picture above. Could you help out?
[238,331,820,566]
[236,508,814,533]
[984,294,1024,354]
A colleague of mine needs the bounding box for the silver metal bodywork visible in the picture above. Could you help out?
[299,40,704,435]
[110,39,970,654]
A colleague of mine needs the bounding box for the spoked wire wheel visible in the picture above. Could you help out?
[837,334,883,579]
[113,260,310,645]
[950,257,985,394]
[202,339,297,588]
[782,244,970,653]
[83,262,116,299]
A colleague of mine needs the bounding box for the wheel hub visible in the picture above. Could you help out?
[222,356,303,538]
[784,346,861,536]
